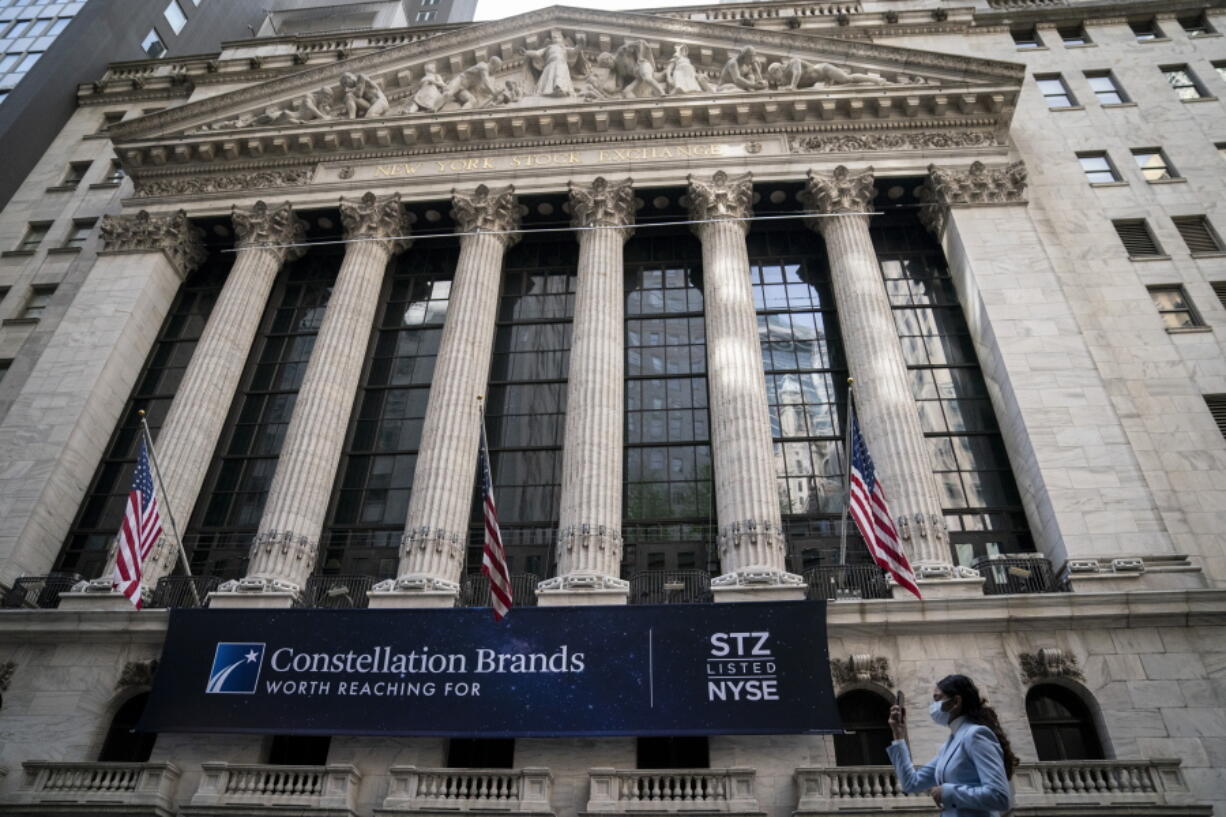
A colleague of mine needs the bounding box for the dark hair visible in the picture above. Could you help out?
[937,674,1019,780]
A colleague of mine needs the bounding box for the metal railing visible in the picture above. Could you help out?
[804,564,890,601]
[150,575,220,609]
[628,570,713,604]
[461,574,540,608]
[302,574,376,608]
[383,767,553,812]
[1,573,82,609]
[973,554,1067,595]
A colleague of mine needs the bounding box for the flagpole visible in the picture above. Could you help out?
[838,378,855,567]
[137,410,199,606]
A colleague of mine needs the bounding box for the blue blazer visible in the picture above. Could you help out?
[885,718,1012,817]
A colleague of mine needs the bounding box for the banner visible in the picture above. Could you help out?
[139,601,839,737]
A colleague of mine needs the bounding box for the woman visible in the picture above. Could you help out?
[886,675,1017,815]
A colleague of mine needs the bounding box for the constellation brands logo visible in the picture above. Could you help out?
[206,642,265,694]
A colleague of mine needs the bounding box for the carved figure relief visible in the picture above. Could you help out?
[830,655,893,689]
[520,30,580,97]
[664,44,713,94]
[1019,648,1085,683]
[405,61,448,113]
[719,46,768,91]
[340,71,390,118]
[766,58,900,90]
[438,56,504,110]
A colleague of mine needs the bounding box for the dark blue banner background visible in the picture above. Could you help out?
[140,601,838,737]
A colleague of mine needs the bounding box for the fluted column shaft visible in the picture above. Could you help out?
[244,193,409,593]
[546,178,634,592]
[805,166,949,568]
[687,172,796,586]
[138,202,305,591]
[394,185,520,593]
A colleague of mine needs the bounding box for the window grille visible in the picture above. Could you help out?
[1112,220,1162,257]
[1172,215,1223,254]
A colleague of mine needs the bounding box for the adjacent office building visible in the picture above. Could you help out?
[0,0,1223,815]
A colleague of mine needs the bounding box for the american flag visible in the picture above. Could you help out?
[848,413,922,599]
[478,424,512,620]
[113,437,162,609]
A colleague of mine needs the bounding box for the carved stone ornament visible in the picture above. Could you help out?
[559,523,623,554]
[1020,647,1085,683]
[98,209,206,278]
[401,526,465,561]
[568,176,635,234]
[451,184,522,246]
[801,165,877,216]
[134,168,312,199]
[232,201,309,263]
[116,658,159,690]
[790,130,1003,154]
[339,191,411,254]
[687,170,753,229]
[0,660,15,691]
[830,654,894,689]
[918,160,1027,236]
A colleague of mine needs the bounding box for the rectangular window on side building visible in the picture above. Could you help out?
[0,358,11,382]
[17,221,49,251]
[1212,280,1226,309]
[1058,24,1090,45]
[1172,215,1224,254]
[62,160,90,187]
[1077,152,1120,183]
[1112,219,1164,258]
[1148,285,1203,329]
[1162,65,1209,99]
[62,218,96,248]
[20,284,55,319]
[142,29,165,59]
[104,160,125,183]
[1035,74,1075,107]
[1178,12,1214,36]
[1129,17,1162,40]
[99,110,124,131]
[1084,71,1128,104]
[1011,26,1043,48]
[1214,61,1226,84]
[415,10,435,22]
[1131,148,1178,181]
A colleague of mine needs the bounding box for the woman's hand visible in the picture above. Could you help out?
[928,786,943,807]
[888,704,907,741]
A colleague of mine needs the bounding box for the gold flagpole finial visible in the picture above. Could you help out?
[137,409,146,418]
[847,377,854,386]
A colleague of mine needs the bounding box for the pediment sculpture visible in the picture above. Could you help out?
[190,29,929,134]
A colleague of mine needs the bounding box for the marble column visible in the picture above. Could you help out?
[803,166,955,579]
[537,178,634,605]
[687,171,803,598]
[134,202,307,594]
[372,185,520,608]
[213,193,409,606]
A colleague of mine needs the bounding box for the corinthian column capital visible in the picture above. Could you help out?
[802,165,877,217]
[451,184,521,247]
[232,200,309,263]
[99,209,206,278]
[340,191,411,255]
[687,170,752,235]
[569,176,635,238]
[918,160,1028,236]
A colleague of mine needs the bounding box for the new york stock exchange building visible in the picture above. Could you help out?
[0,0,1224,814]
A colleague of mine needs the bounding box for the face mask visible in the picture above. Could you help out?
[929,699,952,726]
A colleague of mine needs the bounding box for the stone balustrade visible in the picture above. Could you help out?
[587,768,758,813]
[796,758,1199,814]
[382,766,553,813]
[188,762,360,814]
[9,761,180,816]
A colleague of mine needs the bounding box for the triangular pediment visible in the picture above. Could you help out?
[110,5,1023,174]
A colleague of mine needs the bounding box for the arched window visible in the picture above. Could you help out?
[1026,684,1104,760]
[98,693,156,762]
[833,690,893,766]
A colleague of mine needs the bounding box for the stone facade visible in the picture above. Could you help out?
[0,1,1224,816]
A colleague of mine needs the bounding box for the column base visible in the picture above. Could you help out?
[535,573,628,606]
[711,569,807,603]
[915,577,985,599]
[207,590,297,609]
[367,590,458,609]
[57,591,137,611]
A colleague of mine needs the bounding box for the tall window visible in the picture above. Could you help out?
[873,215,1031,565]
[1178,12,1214,36]
[98,693,155,762]
[1011,26,1042,49]
[1035,74,1076,108]
[1076,152,1120,183]
[1026,685,1105,761]
[323,239,458,576]
[748,224,850,564]
[16,222,49,251]
[623,227,711,574]
[1162,65,1208,100]
[1131,148,1178,181]
[1058,24,1090,45]
[1129,17,1162,40]
[480,232,577,575]
[833,690,893,766]
[58,251,229,578]
[186,248,337,576]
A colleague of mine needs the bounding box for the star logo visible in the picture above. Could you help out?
[206,643,266,694]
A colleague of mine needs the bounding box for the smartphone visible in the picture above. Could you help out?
[896,690,906,723]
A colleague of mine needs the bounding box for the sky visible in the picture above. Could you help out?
[474,0,715,21]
